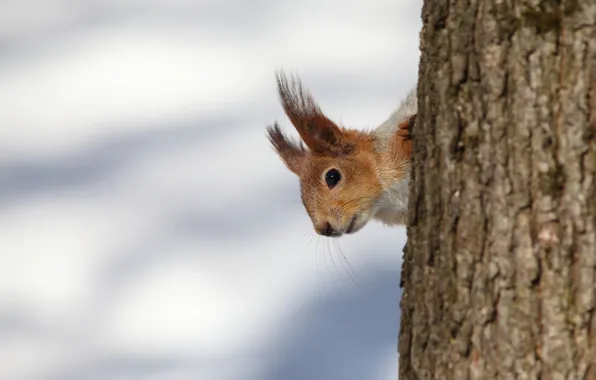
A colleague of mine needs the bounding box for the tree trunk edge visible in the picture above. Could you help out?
[398,0,596,379]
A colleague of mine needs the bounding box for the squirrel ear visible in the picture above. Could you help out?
[267,123,306,175]
[275,71,353,156]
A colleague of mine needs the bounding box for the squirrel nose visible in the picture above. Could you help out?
[317,222,336,236]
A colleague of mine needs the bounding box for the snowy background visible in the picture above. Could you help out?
[0,1,422,379]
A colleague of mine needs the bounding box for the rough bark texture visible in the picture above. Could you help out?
[398,0,596,379]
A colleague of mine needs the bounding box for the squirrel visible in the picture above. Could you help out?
[266,70,417,237]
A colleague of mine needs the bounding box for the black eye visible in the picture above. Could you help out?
[325,168,341,188]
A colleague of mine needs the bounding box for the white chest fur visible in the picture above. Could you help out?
[372,177,410,226]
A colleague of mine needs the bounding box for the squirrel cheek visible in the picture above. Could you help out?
[328,206,343,220]
[302,207,320,225]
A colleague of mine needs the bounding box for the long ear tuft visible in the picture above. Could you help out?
[275,70,354,156]
[266,122,307,175]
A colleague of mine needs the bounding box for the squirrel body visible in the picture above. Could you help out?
[267,71,417,236]
[369,87,417,226]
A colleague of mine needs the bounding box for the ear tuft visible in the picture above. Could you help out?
[275,70,352,156]
[266,122,307,175]
[275,70,320,125]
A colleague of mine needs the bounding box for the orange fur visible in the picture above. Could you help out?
[266,71,416,236]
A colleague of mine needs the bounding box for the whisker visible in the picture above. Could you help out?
[315,235,322,278]
[332,238,360,287]
[324,237,345,292]
[316,235,333,282]
[324,237,338,283]
[341,194,379,210]
[298,227,315,245]
[325,237,338,269]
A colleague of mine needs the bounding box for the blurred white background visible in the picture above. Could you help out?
[0,1,422,379]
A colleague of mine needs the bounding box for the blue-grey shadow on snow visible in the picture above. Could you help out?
[0,112,255,210]
[262,259,403,380]
[44,261,403,380]
[96,180,305,299]
[0,0,280,61]
[45,355,234,380]
[165,183,303,241]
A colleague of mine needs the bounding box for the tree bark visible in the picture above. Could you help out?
[398,0,596,379]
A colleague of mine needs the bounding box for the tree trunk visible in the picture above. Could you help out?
[398,0,596,379]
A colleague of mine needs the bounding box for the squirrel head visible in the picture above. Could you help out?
[267,71,390,237]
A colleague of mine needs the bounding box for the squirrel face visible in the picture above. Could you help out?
[267,71,408,236]
[297,150,384,236]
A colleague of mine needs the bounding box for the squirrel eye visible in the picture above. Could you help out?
[324,168,341,188]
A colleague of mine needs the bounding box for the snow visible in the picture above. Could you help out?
[0,0,422,379]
